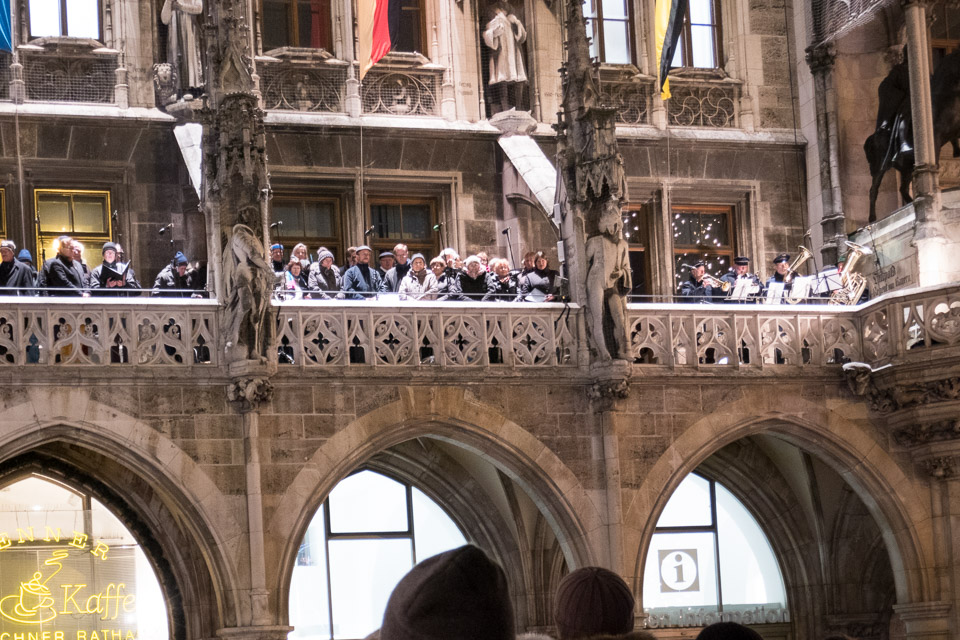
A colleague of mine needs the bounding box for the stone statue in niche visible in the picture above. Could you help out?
[161,0,204,97]
[153,63,179,107]
[585,196,631,361]
[222,223,276,365]
[483,2,527,114]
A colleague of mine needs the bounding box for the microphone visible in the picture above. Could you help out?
[433,223,444,231]
[501,228,511,236]
[364,225,376,237]
[158,223,174,235]
[269,221,283,229]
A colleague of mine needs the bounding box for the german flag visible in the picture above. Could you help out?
[358,0,401,80]
[654,0,687,100]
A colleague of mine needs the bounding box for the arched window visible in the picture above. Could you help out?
[642,473,787,628]
[289,469,467,640]
[0,475,168,640]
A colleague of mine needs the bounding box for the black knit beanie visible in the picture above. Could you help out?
[379,545,514,640]
[554,567,635,639]
[696,622,765,640]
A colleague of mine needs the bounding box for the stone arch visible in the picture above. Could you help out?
[0,394,245,639]
[624,395,931,608]
[267,386,603,620]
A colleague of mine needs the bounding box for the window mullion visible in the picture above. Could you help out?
[290,0,301,47]
[60,0,69,36]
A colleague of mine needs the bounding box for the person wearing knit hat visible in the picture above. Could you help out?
[397,252,438,301]
[554,567,635,639]
[696,622,765,640]
[308,247,342,299]
[90,241,139,295]
[378,545,515,640]
[152,250,200,297]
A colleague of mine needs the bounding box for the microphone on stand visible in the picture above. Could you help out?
[364,225,376,237]
[158,223,174,235]
[269,221,283,229]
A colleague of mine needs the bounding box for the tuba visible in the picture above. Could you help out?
[782,246,813,304]
[829,241,872,306]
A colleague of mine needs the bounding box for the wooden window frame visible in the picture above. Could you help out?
[27,0,103,40]
[583,0,634,64]
[671,0,722,70]
[34,188,112,260]
[670,203,736,290]
[392,0,426,55]
[367,196,438,258]
[270,195,342,263]
[259,0,334,50]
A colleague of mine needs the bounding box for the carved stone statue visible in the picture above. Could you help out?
[153,63,179,107]
[585,197,631,361]
[222,223,276,365]
[161,0,204,94]
[483,5,527,113]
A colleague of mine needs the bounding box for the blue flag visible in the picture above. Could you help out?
[0,0,11,53]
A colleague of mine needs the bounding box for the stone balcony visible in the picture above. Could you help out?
[0,284,957,380]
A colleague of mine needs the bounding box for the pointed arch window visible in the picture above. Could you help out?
[289,469,467,640]
[642,473,788,628]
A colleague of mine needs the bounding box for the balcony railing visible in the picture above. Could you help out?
[1,285,958,372]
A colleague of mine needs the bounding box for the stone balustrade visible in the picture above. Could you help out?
[1,285,958,372]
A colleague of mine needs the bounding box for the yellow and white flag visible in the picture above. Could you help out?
[654,0,687,100]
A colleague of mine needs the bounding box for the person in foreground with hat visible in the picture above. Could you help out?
[679,261,713,303]
[397,253,438,300]
[375,544,515,640]
[0,239,35,295]
[152,251,201,297]
[340,245,383,300]
[696,622,765,640]
[719,256,762,303]
[552,566,652,640]
[90,242,140,296]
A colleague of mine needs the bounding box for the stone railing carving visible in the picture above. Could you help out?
[857,285,960,366]
[360,66,442,116]
[0,299,218,366]
[275,301,578,367]
[665,78,740,128]
[598,74,654,126]
[627,303,861,369]
[20,46,117,104]
[259,57,348,113]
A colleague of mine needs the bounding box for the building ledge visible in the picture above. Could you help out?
[0,102,175,122]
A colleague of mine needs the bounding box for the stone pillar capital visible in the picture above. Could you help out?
[805,43,836,73]
[892,602,952,636]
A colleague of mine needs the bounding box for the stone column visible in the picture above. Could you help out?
[805,43,844,267]
[902,0,949,285]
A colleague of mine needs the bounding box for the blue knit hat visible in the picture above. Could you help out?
[174,251,189,265]
[17,249,32,263]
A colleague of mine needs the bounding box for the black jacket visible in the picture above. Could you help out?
[483,274,518,301]
[0,259,35,295]
[380,262,412,293]
[152,264,200,297]
[517,268,557,302]
[455,270,493,301]
[40,254,86,296]
[90,261,141,296]
[679,275,713,302]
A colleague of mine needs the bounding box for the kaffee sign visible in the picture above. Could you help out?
[0,528,139,640]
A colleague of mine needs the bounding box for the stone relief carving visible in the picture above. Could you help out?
[893,419,960,446]
[921,456,958,480]
[842,362,960,413]
[222,224,277,365]
[585,197,631,361]
[227,377,274,411]
[153,63,179,107]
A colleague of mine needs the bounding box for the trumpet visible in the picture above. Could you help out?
[681,263,730,292]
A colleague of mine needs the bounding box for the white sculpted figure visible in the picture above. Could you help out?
[161,0,204,92]
[483,8,527,85]
[585,197,631,361]
[223,224,276,364]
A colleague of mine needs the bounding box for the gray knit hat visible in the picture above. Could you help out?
[379,545,514,640]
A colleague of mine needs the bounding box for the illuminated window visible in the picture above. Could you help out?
[368,199,437,259]
[35,189,112,262]
[669,0,721,69]
[28,0,101,39]
[672,204,734,292]
[622,203,652,300]
[642,473,787,628]
[271,197,341,263]
[261,0,333,50]
[289,469,467,640]
[583,0,631,64]
[0,475,168,640]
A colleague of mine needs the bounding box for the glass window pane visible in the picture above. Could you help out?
[411,487,466,562]
[702,214,729,246]
[300,0,331,49]
[30,0,62,36]
[66,0,100,38]
[328,470,409,533]
[642,531,719,611]
[92,497,137,544]
[272,202,303,238]
[371,204,403,240]
[689,0,713,25]
[672,212,698,246]
[601,0,627,20]
[262,0,291,49]
[602,20,630,64]
[716,483,786,607]
[401,204,431,240]
[582,0,598,19]
[690,25,716,68]
[394,0,421,53]
[670,34,684,67]
[328,538,413,640]
[290,508,332,640]
[656,473,712,527]
[586,19,599,59]
[302,201,335,238]
[38,195,71,233]
[72,196,108,233]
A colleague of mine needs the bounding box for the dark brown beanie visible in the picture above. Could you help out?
[379,545,515,640]
[554,567,635,639]
[696,622,765,640]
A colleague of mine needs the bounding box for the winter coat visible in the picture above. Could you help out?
[398,270,439,300]
[516,268,557,302]
[380,262,412,293]
[90,261,141,296]
[40,254,86,296]
[341,264,383,300]
[484,274,518,301]
[456,270,494,301]
[0,259,35,295]
[308,263,342,299]
[152,264,201,297]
